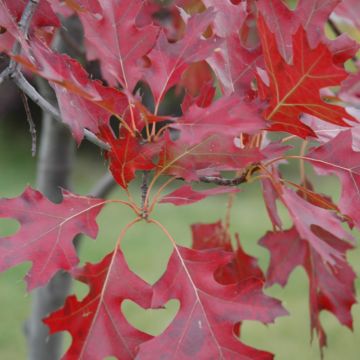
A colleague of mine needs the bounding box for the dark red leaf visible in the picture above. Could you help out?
[0,0,59,51]
[160,185,239,206]
[15,39,128,143]
[99,126,161,188]
[279,187,353,264]
[68,0,159,90]
[44,248,152,360]
[157,133,264,182]
[260,226,356,348]
[174,95,266,145]
[143,9,221,109]
[0,187,104,290]
[191,221,264,284]
[137,245,287,359]
[306,130,360,230]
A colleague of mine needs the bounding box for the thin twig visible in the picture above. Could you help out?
[0,67,11,85]
[20,91,37,156]
[199,164,260,186]
[13,72,110,150]
[141,171,149,218]
[327,18,342,37]
[8,0,40,74]
[199,172,248,186]
[198,175,248,186]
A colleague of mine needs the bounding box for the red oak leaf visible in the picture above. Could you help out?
[296,1,359,65]
[44,248,152,360]
[160,185,239,206]
[0,0,59,51]
[279,187,353,264]
[157,133,264,182]
[296,0,341,47]
[179,61,216,112]
[306,130,360,230]
[207,33,263,97]
[137,245,287,359]
[15,39,128,143]
[202,0,246,37]
[143,9,221,110]
[0,187,104,290]
[257,15,354,138]
[68,0,159,91]
[191,221,264,284]
[180,61,216,111]
[256,0,299,62]
[174,95,266,145]
[340,69,360,108]
[259,226,356,348]
[200,0,262,96]
[181,82,216,112]
[256,0,343,60]
[191,220,232,251]
[99,126,161,188]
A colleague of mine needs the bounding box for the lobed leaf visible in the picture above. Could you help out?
[137,245,287,359]
[0,187,104,290]
[257,15,355,138]
[44,248,152,360]
[260,226,356,348]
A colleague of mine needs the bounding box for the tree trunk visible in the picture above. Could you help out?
[24,97,75,360]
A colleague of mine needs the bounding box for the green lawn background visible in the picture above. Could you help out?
[0,123,359,360]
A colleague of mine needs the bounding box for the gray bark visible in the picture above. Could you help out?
[24,85,75,360]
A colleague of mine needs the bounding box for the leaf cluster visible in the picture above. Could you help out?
[0,0,359,359]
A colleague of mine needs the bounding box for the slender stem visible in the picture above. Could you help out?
[264,154,307,168]
[20,91,37,156]
[0,67,11,85]
[148,176,177,214]
[154,124,172,141]
[115,217,142,247]
[148,218,177,247]
[17,0,39,36]
[258,163,281,190]
[224,193,235,232]
[109,199,141,216]
[144,172,162,212]
[13,73,110,150]
[141,171,149,218]
[114,113,133,136]
[8,0,40,74]
[281,135,297,143]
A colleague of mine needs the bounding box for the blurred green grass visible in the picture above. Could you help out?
[0,125,359,360]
